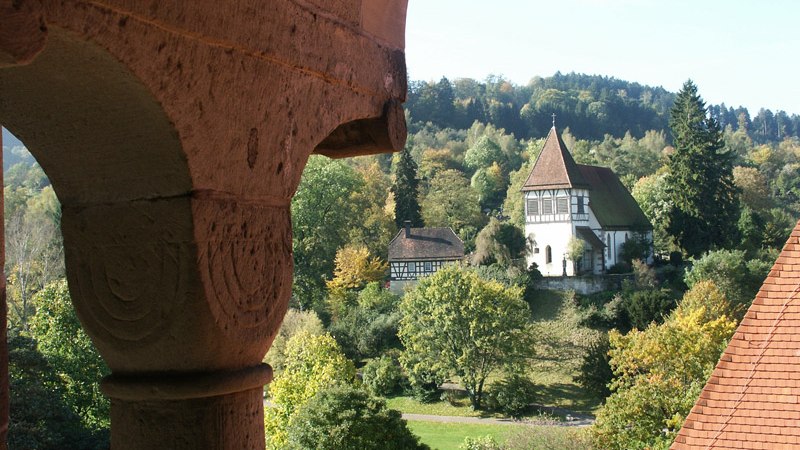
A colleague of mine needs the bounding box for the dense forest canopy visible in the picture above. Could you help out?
[406,72,800,144]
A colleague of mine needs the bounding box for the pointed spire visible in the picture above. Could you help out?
[552,113,556,128]
[521,124,588,191]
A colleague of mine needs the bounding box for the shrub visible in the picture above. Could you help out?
[575,334,613,398]
[287,386,429,450]
[362,355,403,397]
[459,435,503,450]
[504,426,593,450]
[484,375,537,418]
[622,288,676,330]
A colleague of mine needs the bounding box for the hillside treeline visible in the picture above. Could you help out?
[406,72,800,144]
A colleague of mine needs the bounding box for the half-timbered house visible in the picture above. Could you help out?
[387,222,464,294]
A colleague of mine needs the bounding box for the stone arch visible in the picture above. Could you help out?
[0,26,203,370]
[0,27,191,205]
[1,1,409,447]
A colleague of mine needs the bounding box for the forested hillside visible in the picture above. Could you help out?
[406,72,800,144]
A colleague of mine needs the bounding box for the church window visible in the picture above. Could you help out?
[577,196,585,214]
[542,198,553,214]
[526,198,539,215]
[545,245,552,264]
[556,197,569,214]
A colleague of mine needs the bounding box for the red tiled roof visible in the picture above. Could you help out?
[522,126,589,191]
[672,220,800,449]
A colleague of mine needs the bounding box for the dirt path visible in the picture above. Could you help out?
[402,412,594,427]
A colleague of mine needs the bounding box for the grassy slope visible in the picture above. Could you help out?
[526,289,603,415]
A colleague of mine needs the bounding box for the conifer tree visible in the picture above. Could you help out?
[391,149,423,228]
[665,80,739,257]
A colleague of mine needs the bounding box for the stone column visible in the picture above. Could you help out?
[59,195,293,449]
[1,1,408,447]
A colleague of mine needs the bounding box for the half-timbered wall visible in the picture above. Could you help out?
[389,259,451,281]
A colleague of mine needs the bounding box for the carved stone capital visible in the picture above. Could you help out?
[62,195,291,373]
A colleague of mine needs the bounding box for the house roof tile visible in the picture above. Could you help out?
[387,227,464,261]
[672,219,800,449]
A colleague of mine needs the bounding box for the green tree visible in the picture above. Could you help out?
[566,236,587,274]
[632,170,674,254]
[391,148,423,228]
[503,160,533,228]
[292,156,365,309]
[472,218,526,267]
[328,283,402,362]
[684,249,770,314]
[263,309,325,373]
[592,281,738,449]
[7,332,105,450]
[265,332,357,449]
[665,80,739,256]
[398,265,531,409]
[421,169,485,249]
[470,163,506,212]
[464,136,504,172]
[348,162,396,259]
[286,385,428,450]
[29,279,110,433]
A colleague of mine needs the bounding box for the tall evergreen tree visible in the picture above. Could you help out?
[665,80,739,257]
[391,149,423,228]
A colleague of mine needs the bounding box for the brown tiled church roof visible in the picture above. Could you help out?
[522,126,589,191]
[388,227,464,261]
[521,126,652,230]
[672,220,800,449]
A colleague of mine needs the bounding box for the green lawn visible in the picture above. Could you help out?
[406,421,515,450]
[386,395,501,418]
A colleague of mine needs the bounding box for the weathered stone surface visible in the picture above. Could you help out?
[0,0,408,447]
[0,0,47,68]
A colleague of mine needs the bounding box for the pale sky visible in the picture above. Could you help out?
[405,0,800,115]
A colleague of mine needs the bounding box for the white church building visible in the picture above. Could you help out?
[523,126,652,276]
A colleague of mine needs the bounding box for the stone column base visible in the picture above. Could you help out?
[103,365,271,450]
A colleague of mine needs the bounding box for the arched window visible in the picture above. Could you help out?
[545,245,552,264]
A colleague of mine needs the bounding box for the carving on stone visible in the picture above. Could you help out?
[62,200,192,344]
[194,198,292,342]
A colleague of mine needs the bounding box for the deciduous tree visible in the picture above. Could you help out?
[29,279,110,434]
[265,332,357,449]
[287,386,428,450]
[592,281,738,449]
[398,265,531,409]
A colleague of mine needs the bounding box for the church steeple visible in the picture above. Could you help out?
[521,125,588,191]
